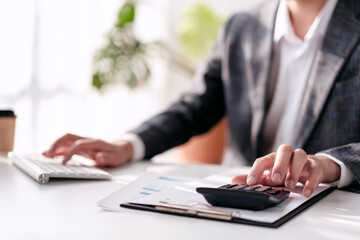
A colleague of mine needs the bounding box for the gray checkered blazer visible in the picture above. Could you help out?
[132,0,360,192]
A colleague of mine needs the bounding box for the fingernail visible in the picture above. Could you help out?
[247,176,255,185]
[62,156,69,165]
[272,173,281,183]
[304,189,312,197]
[43,150,50,155]
[287,180,294,189]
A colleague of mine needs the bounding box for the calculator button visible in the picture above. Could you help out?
[219,184,237,189]
[242,185,261,191]
[231,184,248,190]
[254,186,271,192]
[265,189,280,195]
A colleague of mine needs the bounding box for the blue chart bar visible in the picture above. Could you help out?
[140,192,151,195]
[158,176,189,182]
[142,187,161,192]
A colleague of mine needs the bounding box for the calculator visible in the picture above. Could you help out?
[196,184,290,210]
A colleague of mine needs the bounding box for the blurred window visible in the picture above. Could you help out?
[0,0,258,154]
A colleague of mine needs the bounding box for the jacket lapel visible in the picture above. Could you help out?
[293,0,360,149]
[248,1,279,157]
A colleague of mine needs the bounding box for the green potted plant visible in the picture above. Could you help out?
[92,0,150,90]
[92,1,225,92]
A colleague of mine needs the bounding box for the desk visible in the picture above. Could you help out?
[1,156,360,240]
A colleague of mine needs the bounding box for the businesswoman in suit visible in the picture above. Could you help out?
[44,0,360,196]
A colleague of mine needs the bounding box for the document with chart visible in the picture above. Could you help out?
[97,173,334,228]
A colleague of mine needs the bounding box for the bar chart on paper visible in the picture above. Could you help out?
[97,173,192,211]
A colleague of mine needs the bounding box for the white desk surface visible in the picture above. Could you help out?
[1,156,360,240]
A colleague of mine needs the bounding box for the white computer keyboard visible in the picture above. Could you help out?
[10,153,111,184]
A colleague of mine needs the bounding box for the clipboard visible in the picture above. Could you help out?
[121,186,335,228]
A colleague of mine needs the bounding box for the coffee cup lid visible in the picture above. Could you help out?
[0,110,16,117]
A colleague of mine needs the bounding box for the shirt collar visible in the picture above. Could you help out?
[274,0,338,44]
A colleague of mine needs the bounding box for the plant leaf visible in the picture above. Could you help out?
[92,72,103,90]
[116,1,135,29]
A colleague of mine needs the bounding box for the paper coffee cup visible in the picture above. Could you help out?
[0,110,16,153]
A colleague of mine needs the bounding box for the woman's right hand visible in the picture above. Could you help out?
[43,133,134,167]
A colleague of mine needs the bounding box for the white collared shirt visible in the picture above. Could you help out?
[263,0,338,152]
[125,0,354,188]
[263,0,353,187]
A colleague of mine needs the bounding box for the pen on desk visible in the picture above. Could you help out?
[156,201,238,221]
